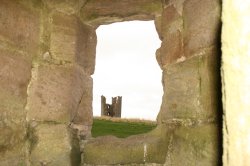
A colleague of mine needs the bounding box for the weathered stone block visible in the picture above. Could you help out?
[80,0,162,25]
[42,0,87,14]
[183,0,221,57]
[156,30,183,68]
[158,48,220,122]
[0,114,27,152]
[18,0,43,10]
[0,48,31,151]
[0,0,40,55]
[72,88,93,126]
[166,0,185,14]
[0,144,27,166]
[199,48,221,122]
[71,72,93,126]
[154,15,162,40]
[165,124,220,166]
[83,126,169,165]
[30,124,73,166]
[50,12,97,75]
[158,55,200,122]
[0,49,32,102]
[161,5,182,39]
[26,64,93,123]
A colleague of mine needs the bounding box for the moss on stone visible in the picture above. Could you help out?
[26,123,38,154]
[0,143,27,166]
[85,12,100,21]
[69,127,81,166]
[168,124,220,165]
[141,2,162,14]
[18,0,43,10]
[83,125,171,165]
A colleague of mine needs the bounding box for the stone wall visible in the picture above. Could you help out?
[0,0,223,165]
[0,0,40,165]
[0,0,96,165]
[81,0,222,165]
[156,0,222,165]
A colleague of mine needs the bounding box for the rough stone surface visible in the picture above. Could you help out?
[84,126,169,165]
[50,12,97,75]
[158,54,200,122]
[42,0,87,14]
[30,124,72,166]
[71,74,93,126]
[165,0,186,14]
[83,164,162,166]
[26,64,93,124]
[0,0,40,55]
[160,5,182,40]
[0,49,31,108]
[73,89,93,126]
[158,47,220,122]
[165,124,220,166]
[0,144,27,166]
[0,0,224,165]
[183,0,221,57]
[156,30,183,68]
[80,0,162,26]
[222,0,250,165]
[155,4,184,68]
[0,48,31,152]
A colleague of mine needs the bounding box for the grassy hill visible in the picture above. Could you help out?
[91,117,157,138]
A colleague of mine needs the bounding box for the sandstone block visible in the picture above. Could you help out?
[0,49,32,102]
[183,0,221,57]
[50,12,97,75]
[199,48,221,122]
[158,48,220,122]
[70,124,92,140]
[30,124,73,166]
[71,73,93,126]
[158,55,200,122]
[26,64,93,123]
[161,5,182,39]
[157,30,183,68]
[165,124,220,166]
[42,0,87,14]
[165,0,185,14]
[83,127,169,165]
[0,48,31,151]
[0,0,40,55]
[76,25,97,76]
[80,0,162,25]
[72,89,93,126]
[0,115,27,153]
[154,15,162,40]
[0,144,27,166]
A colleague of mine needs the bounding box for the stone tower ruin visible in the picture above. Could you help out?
[101,95,122,118]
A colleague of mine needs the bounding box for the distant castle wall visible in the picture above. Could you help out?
[101,95,122,118]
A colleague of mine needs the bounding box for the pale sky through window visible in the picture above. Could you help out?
[92,21,162,121]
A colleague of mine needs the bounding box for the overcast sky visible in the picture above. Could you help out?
[92,21,162,120]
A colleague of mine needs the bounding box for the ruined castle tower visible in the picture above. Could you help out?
[101,95,122,117]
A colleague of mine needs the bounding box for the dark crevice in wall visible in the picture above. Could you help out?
[217,19,223,166]
[70,128,81,166]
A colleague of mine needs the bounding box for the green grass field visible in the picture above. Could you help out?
[91,118,157,138]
